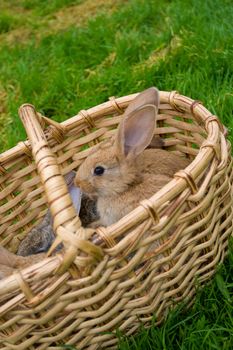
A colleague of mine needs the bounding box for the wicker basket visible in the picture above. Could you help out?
[0,90,232,349]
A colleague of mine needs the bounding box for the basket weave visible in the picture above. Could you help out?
[0,90,232,349]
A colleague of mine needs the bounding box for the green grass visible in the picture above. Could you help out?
[21,0,80,14]
[0,0,232,150]
[0,13,18,34]
[0,0,233,348]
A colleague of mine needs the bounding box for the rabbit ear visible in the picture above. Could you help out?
[115,104,156,159]
[124,87,160,117]
[115,87,159,160]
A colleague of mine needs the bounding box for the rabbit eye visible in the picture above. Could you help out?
[93,166,105,176]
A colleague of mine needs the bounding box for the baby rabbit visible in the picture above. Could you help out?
[75,87,190,228]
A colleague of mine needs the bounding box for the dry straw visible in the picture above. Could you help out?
[0,90,232,349]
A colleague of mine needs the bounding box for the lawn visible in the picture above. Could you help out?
[0,0,233,349]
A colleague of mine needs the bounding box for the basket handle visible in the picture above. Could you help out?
[18,104,103,273]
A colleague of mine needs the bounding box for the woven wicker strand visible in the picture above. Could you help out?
[0,90,232,349]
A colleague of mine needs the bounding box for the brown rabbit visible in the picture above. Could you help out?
[75,87,190,228]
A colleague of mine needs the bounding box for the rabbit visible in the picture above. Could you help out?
[75,134,164,228]
[77,135,165,226]
[0,245,46,280]
[74,87,190,228]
